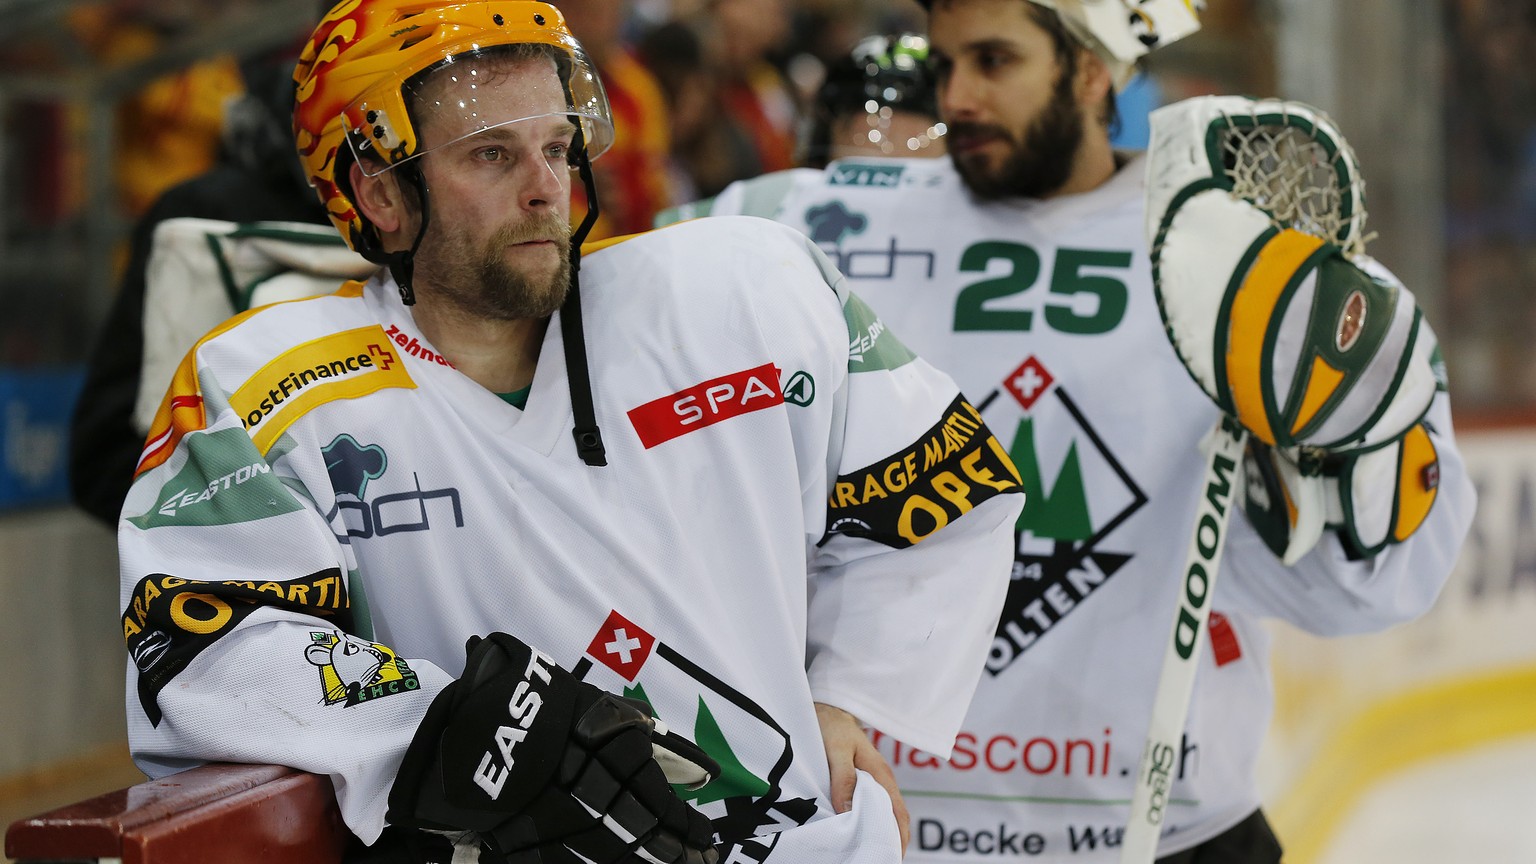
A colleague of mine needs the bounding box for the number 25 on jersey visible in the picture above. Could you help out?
[954,241,1133,335]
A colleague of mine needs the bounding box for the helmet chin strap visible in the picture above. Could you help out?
[374,137,607,467]
[562,129,607,467]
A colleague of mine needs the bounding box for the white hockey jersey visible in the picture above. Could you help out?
[118,216,1024,861]
[683,157,1476,859]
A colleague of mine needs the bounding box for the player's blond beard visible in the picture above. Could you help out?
[431,211,573,321]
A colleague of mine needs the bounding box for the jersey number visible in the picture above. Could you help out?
[954,242,1132,334]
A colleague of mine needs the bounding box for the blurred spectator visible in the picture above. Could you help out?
[801,32,945,168]
[776,6,864,108]
[68,1,246,217]
[706,0,799,174]
[556,0,675,238]
[1442,0,1536,407]
[69,35,327,526]
[636,20,761,201]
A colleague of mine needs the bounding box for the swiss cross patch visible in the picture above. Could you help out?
[367,343,398,370]
[1004,356,1054,411]
[627,363,785,449]
[586,610,656,681]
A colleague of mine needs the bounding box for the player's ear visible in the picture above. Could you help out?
[1074,48,1114,122]
[351,160,407,236]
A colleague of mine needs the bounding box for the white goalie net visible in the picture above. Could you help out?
[1214,104,1371,257]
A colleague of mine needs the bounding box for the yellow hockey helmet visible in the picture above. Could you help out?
[293,1,614,254]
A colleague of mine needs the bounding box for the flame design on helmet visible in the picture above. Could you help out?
[291,1,609,253]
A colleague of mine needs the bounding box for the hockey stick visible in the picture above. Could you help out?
[1121,97,1370,863]
[1119,418,1244,862]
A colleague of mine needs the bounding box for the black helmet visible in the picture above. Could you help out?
[803,33,944,167]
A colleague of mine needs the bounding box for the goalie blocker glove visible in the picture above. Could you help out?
[1241,426,1441,562]
[1147,96,1443,563]
[387,632,720,864]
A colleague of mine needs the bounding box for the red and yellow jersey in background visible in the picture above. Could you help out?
[571,49,673,240]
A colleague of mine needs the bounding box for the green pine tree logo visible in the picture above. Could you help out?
[1008,417,1093,541]
[624,685,770,804]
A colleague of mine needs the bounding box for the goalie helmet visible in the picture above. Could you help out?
[292,0,614,256]
[914,0,1203,90]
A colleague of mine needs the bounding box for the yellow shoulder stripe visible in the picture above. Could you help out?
[581,231,647,256]
[137,281,382,473]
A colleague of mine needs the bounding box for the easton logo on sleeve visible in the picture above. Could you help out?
[129,428,304,530]
[230,326,416,454]
[844,293,916,373]
[628,363,785,449]
[824,396,1023,548]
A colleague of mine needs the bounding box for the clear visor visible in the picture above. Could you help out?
[344,41,614,178]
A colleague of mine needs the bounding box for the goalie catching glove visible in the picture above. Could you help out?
[1146,96,1443,562]
[388,632,720,864]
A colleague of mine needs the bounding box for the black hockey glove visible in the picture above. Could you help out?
[387,632,720,864]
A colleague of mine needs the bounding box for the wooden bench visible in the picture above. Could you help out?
[5,763,347,864]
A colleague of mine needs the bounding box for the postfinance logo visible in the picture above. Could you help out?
[981,356,1149,674]
[231,326,416,455]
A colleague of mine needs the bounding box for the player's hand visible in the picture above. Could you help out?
[387,632,719,864]
[814,702,910,854]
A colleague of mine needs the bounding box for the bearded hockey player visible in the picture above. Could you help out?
[663,0,1476,861]
[117,3,1024,862]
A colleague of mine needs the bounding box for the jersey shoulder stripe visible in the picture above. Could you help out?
[136,280,390,473]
